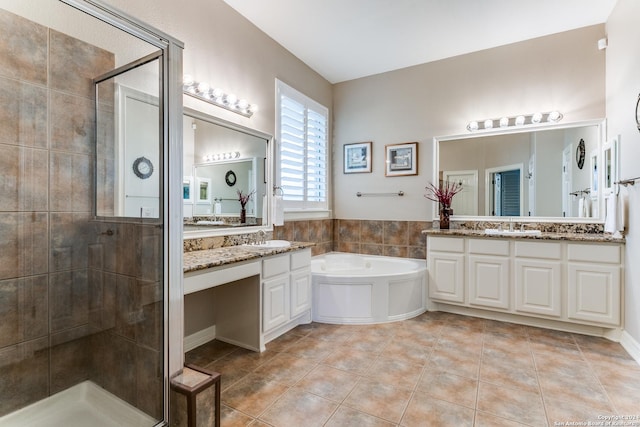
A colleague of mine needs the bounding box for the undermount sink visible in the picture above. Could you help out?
[484,229,542,236]
[244,240,291,248]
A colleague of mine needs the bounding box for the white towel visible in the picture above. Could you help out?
[584,196,591,218]
[273,195,284,226]
[604,195,618,234]
[578,197,585,218]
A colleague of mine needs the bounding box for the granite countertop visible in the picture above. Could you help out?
[183,242,315,274]
[422,229,625,244]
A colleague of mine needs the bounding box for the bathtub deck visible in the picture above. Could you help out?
[0,381,156,427]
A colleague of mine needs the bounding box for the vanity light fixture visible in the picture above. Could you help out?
[183,74,258,118]
[467,111,563,132]
[203,151,241,162]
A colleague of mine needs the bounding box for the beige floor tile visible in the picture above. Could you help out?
[295,365,359,401]
[474,411,530,427]
[380,337,432,365]
[344,330,391,353]
[258,389,337,427]
[222,373,289,417]
[265,331,303,352]
[344,377,412,423]
[284,336,337,360]
[544,397,613,426]
[322,347,378,374]
[325,406,396,427]
[602,382,640,414]
[477,381,546,427]
[430,347,481,379]
[185,313,639,427]
[220,404,255,426]
[184,339,237,366]
[417,368,478,408]
[253,353,317,386]
[401,392,474,427]
[364,355,424,390]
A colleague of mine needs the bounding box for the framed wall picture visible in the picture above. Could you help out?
[385,142,418,176]
[344,142,372,173]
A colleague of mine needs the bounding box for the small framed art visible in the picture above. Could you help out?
[344,141,372,174]
[385,142,418,176]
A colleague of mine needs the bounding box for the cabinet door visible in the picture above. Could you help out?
[514,259,562,317]
[263,275,290,333]
[468,255,509,309]
[568,263,620,326]
[290,268,311,317]
[428,252,465,303]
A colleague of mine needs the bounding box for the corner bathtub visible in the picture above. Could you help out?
[311,253,427,324]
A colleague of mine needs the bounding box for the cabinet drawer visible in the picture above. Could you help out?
[263,254,289,279]
[568,244,620,264]
[514,241,561,260]
[291,248,311,271]
[429,236,464,253]
[468,239,509,256]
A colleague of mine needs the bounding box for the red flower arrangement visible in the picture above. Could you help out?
[237,189,256,208]
[424,181,462,207]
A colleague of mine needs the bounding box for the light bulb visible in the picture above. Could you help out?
[248,104,259,113]
[531,112,543,123]
[237,99,249,109]
[548,111,562,122]
[515,115,526,126]
[467,121,479,131]
[197,82,209,93]
[499,117,509,127]
[183,74,194,86]
[225,93,237,106]
[484,119,493,129]
[212,88,223,98]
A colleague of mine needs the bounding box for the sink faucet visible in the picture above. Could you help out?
[257,229,266,245]
[509,218,514,232]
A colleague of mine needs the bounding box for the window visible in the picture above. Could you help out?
[276,80,329,211]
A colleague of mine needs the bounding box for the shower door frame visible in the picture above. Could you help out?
[59,0,184,425]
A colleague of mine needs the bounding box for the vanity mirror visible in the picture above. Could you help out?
[183,108,273,237]
[434,119,606,221]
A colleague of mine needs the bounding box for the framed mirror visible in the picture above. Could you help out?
[183,108,273,237]
[433,119,606,222]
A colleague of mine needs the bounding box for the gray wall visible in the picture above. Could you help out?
[333,25,606,220]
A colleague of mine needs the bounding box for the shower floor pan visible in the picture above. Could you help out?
[0,381,156,427]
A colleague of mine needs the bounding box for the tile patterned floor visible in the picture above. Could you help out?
[185,312,640,426]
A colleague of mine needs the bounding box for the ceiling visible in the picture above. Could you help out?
[222,0,617,84]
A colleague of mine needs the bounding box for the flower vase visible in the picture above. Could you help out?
[440,206,452,229]
[240,208,246,224]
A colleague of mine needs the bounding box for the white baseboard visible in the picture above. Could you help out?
[184,325,216,353]
[621,330,640,366]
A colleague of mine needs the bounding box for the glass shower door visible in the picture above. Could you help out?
[0,0,181,425]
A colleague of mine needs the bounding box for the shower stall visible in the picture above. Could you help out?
[0,0,182,425]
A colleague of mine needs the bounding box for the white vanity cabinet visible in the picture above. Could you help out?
[468,239,510,309]
[183,247,312,353]
[567,243,621,326]
[426,234,624,333]
[514,241,562,317]
[427,237,465,303]
[262,248,312,341]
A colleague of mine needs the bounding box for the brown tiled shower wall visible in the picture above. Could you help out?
[273,219,429,259]
[0,10,162,419]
